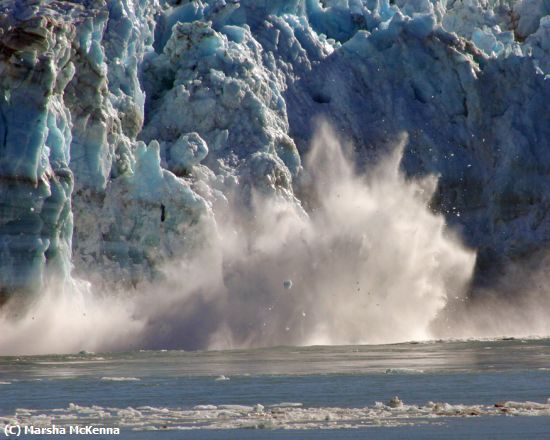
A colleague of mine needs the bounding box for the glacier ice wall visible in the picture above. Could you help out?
[0,0,549,299]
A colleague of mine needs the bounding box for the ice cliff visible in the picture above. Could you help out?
[0,0,549,297]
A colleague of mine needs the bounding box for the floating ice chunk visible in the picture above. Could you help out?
[385,368,424,374]
[100,377,140,382]
[193,405,218,410]
[500,401,549,410]
[4,399,550,431]
[215,375,230,381]
[387,396,404,408]
[117,407,143,418]
[219,405,253,411]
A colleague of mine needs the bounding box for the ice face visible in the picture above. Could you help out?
[0,2,77,295]
[0,0,549,300]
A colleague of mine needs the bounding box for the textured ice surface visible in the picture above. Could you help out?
[1,0,550,297]
[2,399,550,431]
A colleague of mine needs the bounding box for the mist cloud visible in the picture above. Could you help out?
[0,122,485,354]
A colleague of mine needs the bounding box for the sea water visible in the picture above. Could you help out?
[1,339,550,439]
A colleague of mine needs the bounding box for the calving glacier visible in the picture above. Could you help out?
[0,126,476,353]
[0,0,549,354]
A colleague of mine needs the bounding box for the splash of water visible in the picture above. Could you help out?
[0,280,143,354]
[0,122,478,355]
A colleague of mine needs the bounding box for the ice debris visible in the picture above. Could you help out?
[2,399,550,431]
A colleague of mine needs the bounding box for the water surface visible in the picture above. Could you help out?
[1,339,550,438]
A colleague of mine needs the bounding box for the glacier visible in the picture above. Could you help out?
[0,0,549,324]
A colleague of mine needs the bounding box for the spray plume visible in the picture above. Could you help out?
[0,122,479,354]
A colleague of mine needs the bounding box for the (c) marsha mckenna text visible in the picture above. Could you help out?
[3,425,120,436]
